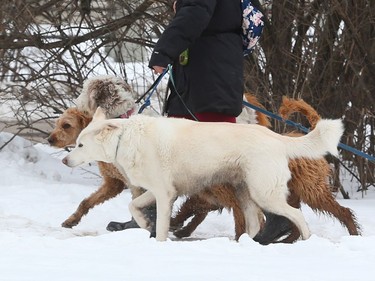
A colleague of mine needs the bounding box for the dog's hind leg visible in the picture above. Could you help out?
[227,188,249,241]
[173,212,209,238]
[171,195,217,238]
[299,184,361,235]
[233,206,247,241]
[62,175,125,228]
[170,196,201,231]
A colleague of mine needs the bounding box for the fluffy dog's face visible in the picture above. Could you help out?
[62,108,120,167]
[48,108,92,148]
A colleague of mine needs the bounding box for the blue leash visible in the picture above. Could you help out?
[137,67,169,114]
[242,100,375,163]
[137,68,374,163]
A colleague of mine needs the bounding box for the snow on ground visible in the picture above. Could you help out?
[0,132,374,281]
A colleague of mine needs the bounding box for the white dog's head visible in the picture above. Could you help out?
[62,107,123,167]
[75,75,136,119]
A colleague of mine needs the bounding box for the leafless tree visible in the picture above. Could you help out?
[246,0,374,194]
[0,0,173,139]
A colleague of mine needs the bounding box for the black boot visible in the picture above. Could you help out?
[106,204,157,236]
[253,212,293,245]
[106,218,139,231]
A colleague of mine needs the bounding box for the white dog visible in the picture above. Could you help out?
[62,107,344,242]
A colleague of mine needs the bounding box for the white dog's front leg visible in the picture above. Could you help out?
[129,191,156,231]
[154,192,176,242]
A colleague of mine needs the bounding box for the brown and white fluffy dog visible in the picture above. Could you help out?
[170,96,361,243]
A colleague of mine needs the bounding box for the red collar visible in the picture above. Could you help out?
[118,108,135,119]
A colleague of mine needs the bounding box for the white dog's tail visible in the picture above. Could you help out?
[285,119,344,159]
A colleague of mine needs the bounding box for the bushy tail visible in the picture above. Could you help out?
[279,96,321,129]
[285,119,344,159]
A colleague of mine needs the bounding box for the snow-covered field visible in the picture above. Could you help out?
[0,131,374,281]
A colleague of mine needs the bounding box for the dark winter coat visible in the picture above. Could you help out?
[148,0,244,117]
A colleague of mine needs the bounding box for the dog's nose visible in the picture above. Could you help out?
[62,157,68,166]
[47,136,55,145]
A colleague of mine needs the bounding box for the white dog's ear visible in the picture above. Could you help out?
[95,123,120,142]
[93,107,107,121]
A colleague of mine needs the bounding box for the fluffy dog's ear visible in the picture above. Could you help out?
[95,123,119,142]
[77,111,92,129]
[93,107,107,121]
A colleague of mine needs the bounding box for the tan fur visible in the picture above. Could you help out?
[244,93,272,127]
[279,96,320,130]
[170,96,361,242]
[48,108,92,148]
[48,107,142,228]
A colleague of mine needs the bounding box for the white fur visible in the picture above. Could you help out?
[75,75,157,119]
[62,108,344,242]
[236,97,259,124]
[75,75,136,118]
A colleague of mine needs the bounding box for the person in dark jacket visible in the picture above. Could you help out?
[107,0,244,234]
[150,0,244,122]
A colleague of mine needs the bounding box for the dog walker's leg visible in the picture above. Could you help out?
[253,212,293,244]
[106,187,156,232]
[107,219,139,231]
[107,204,157,233]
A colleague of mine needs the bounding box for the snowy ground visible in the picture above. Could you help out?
[0,132,375,281]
